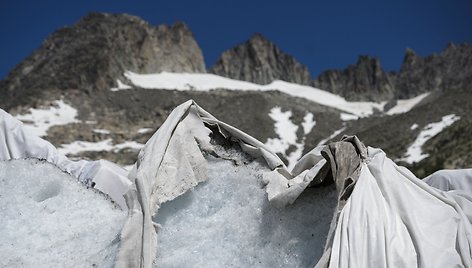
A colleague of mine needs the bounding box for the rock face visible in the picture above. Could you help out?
[0,12,205,108]
[210,33,311,85]
[393,43,472,98]
[313,56,395,102]
[313,43,472,101]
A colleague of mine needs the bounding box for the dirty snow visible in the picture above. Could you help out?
[0,159,126,267]
[124,71,386,117]
[386,93,429,115]
[58,139,144,155]
[155,154,337,268]
[14,100,80,137]
[401,114,461,164]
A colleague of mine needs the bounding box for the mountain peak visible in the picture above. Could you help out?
[248,32,269,42]
[313,55,394,102]
[0,13,206,109]
[209,34,311,85]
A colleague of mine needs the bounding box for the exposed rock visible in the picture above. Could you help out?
[394,43,472,98]
[210,33,311,85]
[0,12,205,109]
[315,43,472,102]
[313,56,395,102]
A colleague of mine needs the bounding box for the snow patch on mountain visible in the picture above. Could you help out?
[124,71,386,117]
[386,93,430,115]
[110,79,132,91]
[264,107,304,169]
[340,113,359,121]
[401,114,461,164]
[93,128,111,135]
[137,127,154,134]
[302,113,316,135]
[58,139,144,156]
[14,100,79,137]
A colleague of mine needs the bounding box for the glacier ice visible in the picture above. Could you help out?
[154,148,337,267]
[0,159,126,268]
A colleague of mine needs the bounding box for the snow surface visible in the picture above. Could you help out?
[0,159,126,267]
[401,114,461,164]
[410,123,419,130]
[14,100,80,137]
[155,153,337,268]
[386,93,429,115]
[124,71,386,117]
[302,113,316,135]
[58,139,144,155]
[264,107,305,169]
[110,79,132,91]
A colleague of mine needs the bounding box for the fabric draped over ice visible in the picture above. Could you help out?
[319,149,472,267]
[116,100,472,268]
[424,169,472,193]
[118,100,290,268]
[3,100,472,268]
[0,108,130,209]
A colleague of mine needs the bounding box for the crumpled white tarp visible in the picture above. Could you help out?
[3,100,472,268]
[0,108,131,209]
[325,148,472,267]
[116,100,472,268]
[425,169,472,194]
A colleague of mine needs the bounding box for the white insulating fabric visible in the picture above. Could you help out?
[327,148,472,268]
[116,100,472,267]
[117,100,295,267]
[424,169,472,194]
[3,100,472,268]
[0,108,131,209]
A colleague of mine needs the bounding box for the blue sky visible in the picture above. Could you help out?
[1,0,471,79]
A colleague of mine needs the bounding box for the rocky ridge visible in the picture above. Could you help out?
[210,33,312,85]
[0,12,205,110]
[313,43,472,101]
[313,56,395,102]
